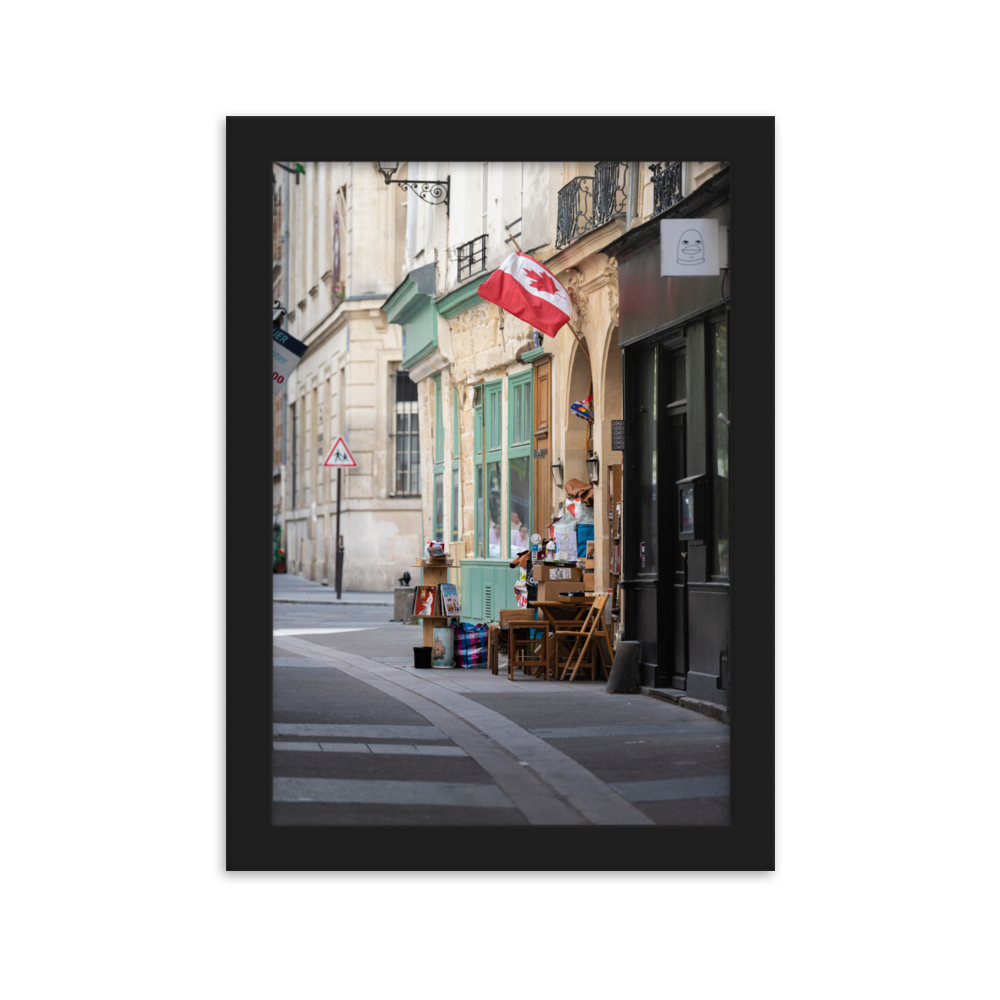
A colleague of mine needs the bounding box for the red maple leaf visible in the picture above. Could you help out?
[523,266,557,295]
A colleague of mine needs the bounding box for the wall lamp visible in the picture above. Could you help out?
[586,455,600,485]
[550,461,564,489]
[376,162,450,214]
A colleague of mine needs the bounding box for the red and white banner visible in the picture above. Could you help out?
[477,252,571,337]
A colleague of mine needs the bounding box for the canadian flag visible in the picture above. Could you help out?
[477,252,571,337]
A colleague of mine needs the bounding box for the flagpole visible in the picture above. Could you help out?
[505,229,590,360]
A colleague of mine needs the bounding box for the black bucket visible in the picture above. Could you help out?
[413,646,433,669]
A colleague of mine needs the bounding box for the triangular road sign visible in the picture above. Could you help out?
[322,436,357,468]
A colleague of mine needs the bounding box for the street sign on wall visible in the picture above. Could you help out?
[272,327,308,394]
[323,436,357,468]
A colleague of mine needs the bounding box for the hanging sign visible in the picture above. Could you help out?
[660,218,722,277]
[272,327,308,394]
[323,436,357,468]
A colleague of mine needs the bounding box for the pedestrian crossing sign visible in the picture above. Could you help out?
[322,436,357,468]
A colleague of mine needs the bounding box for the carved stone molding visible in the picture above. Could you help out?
[604,256,619,328]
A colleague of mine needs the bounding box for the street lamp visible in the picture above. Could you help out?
[550,461,564,489]
[376,162,450,214]
[586,455,600,485]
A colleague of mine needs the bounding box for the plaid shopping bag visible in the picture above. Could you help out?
[452,622,490,669]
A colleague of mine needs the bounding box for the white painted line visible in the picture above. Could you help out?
[317,743,371,753]
[273,777,514,808]
[272,628,374,636]
[273,723,446,740]
[414,745,468,757]
[368,743,419,755]
[273,741,321,752]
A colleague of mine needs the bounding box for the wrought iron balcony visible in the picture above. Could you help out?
[555,161,629,249]
[649,161,682,215]
[453,234,488,282]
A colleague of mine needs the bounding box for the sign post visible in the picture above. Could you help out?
[322,436,358,599]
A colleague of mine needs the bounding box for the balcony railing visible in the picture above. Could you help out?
[453,234,488,282]
[649,161,682,215]
[555,161,629,249]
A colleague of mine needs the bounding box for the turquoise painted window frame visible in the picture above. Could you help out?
[507,370,533,549]
[434,375,444,465]
[433,374,444,542]
[450,459,460,542]
[473,393,483,557]
[452,389,460,459]
[484,380,502,559]
[473,379,502,559]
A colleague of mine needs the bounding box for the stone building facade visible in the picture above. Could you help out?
[273,161,421,591]
[380,160,723,626]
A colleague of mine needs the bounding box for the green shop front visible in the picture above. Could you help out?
[384,264,523,623]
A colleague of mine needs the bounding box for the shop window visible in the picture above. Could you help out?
[508,371,533,555]
[434,376,444,465]
[433,470,444,542]
[473,380,503,558]
[433,374,444,541]
[712,318,729,577]
[452,388,461,543]
[636,344,658,575]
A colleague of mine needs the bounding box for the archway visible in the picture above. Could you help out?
[599,325,623,595]
[564,335,593,494]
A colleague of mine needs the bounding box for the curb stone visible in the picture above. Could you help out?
[639,686,730,725]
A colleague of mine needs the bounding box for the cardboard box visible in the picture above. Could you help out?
[584,558,595,570]
[532,564,583,584]
[583,573,595,591]
[535,580,586,602]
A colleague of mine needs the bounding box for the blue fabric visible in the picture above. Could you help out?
[452,622,489,668]
[576,523,594,558]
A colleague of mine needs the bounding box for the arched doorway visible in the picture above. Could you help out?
[564,335,593,492]
[600,325,623,599]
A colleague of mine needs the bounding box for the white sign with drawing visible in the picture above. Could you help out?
[660,218,722,277]
[322,436,357,468]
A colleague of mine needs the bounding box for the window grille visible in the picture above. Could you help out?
[391,369,420,496]
[454,234,488,282]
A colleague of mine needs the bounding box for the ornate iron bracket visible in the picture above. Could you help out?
[384,176,450,214]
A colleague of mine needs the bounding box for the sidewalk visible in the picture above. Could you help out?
[273,572,393,606]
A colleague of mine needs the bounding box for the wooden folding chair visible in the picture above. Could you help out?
[555,593,611,682]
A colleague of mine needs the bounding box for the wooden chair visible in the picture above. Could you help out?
[487,623,502,675]
[555,593,611,682]
[500,608,554,681]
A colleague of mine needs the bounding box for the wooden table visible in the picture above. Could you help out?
[529,597,607,680]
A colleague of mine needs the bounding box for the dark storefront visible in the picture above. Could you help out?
[606,168,731,706]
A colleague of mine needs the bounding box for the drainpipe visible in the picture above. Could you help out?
[281,164,290,465]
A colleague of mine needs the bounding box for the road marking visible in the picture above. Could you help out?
[528,723,727,739]
[273,777,513,808]
[274,741,468,756]
[608,775,730,802]
[273,723,446,740]
[272,628,373,636]
[273,636,656,826]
